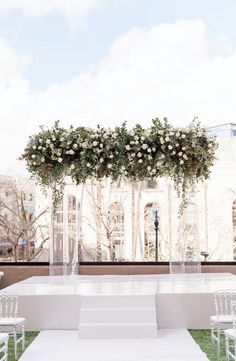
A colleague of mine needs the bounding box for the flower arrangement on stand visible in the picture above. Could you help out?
[21,118,218,213]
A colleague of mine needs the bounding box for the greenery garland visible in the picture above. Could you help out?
[21,118,218,212]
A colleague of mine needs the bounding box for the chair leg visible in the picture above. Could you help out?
[225,335,230,361]
[217,324,221,357]
[13,326,18,360]
[22,324,25,351]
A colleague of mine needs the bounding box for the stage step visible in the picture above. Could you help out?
[80,307,156,323]
[78,294,157,339]
[80,294,156,308]
[78,323,158,338]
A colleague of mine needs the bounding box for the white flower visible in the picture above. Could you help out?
[134,135,139,141]
[73,143,78,149]
[107,164,112,169]
[152,147,156,152]
[152,169,156,174]
[43,147,46,151]
[70,164,75,170]
[147,166,151,171]
[86,163,91,167]
[41,157,45,163]
[160,137,164,144]
[130,141,135,145]
[208,143,212,148]
[99,158,104,163]
[180,160,184,164]
[183,154,188,160]
[93,141,98,146]
[60,137,64,142]
[172,151,176,155]
[33,145,36,150]
[46,139,51,144]
[82,142,88,148]
[137,152,142,157]
[52,136,56,141]
[168,145,173,150]
[175,143,179,147]
[141,136,145,141]
[147,148,151,153]
[38,146,42,150]
[158,130,163,135]
[109,154,114,158]
[182,147,186,150]
[148,155,153,160]
[100,143,103,148]
[32,154,36,159]
[178,152,183,157]
[125,145,131,151]
[142,144,148,150]
[165,137,170,142]
[160,154,165,159]
[138,159,143,163]
[58,157,63,163]
[182,134,186,139]
[39,138,43,143]
[33,161,37,165]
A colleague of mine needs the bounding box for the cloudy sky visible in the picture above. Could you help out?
[0,0,236,174]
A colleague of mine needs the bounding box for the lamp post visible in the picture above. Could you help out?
[151,208,159,262]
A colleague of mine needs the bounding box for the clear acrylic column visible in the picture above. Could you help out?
[170,191,201,274]
[49,180,84,276]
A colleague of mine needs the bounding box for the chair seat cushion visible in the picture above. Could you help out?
[210,315,233,323]
[0,333,9,342]
[225,328,236,338]
[0,317,25,326]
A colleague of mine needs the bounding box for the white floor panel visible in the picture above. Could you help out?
[19,329,209,361]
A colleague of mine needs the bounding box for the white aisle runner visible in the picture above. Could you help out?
[19,329,209,361]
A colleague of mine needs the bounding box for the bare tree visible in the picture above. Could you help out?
[0,179,49,262]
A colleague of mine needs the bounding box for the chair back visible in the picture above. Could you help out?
[214,290,236,316]
[231,300,236,328]
[0,295,18,318]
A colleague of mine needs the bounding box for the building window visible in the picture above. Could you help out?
[232,200,236,260]
[144,202,158,261]
[108,202,125,261]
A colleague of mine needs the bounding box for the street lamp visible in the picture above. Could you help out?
[151,207,159,262]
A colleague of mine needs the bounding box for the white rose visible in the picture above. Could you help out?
[182,134,186,139]
[160,137,164,144]
[38,146,42,150]
[168,145,173,150]
[109,154,114,158]
[148,155,153,160]
[60,137,64,142]
[134,135,139,141]
[32,154,36,159]
[52,136,56,141]
[138,159,143,163]
[93,141,98,146]
[172,151,176,155]
[108,164,112,169]
[137,152,142,157]
[125,145,131,151]
[183,154,188,160]
[147,166,151,171]
[141,136,145,141]
[73,144,78,149]
[178,152,183,157]
[142,144,148,150]
[58,157,63,163]
[160,154,165,159]
[41,157,45,163]
[33,145,36,150]
[180,160,184,164]
[152,147,156,152]
[147,148,151,153]
[165,137,170,142]
[99,158,104,163]
[100,143,103,148]
[46,139,51,144]
[86,163,91,167]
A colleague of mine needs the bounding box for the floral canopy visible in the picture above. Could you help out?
[21,118,218,211]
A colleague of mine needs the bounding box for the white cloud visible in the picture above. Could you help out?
[0,0,123,26]
[1,19,236,174]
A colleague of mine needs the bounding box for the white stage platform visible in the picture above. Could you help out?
[2,273,236,330]
[19,329,209,361]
